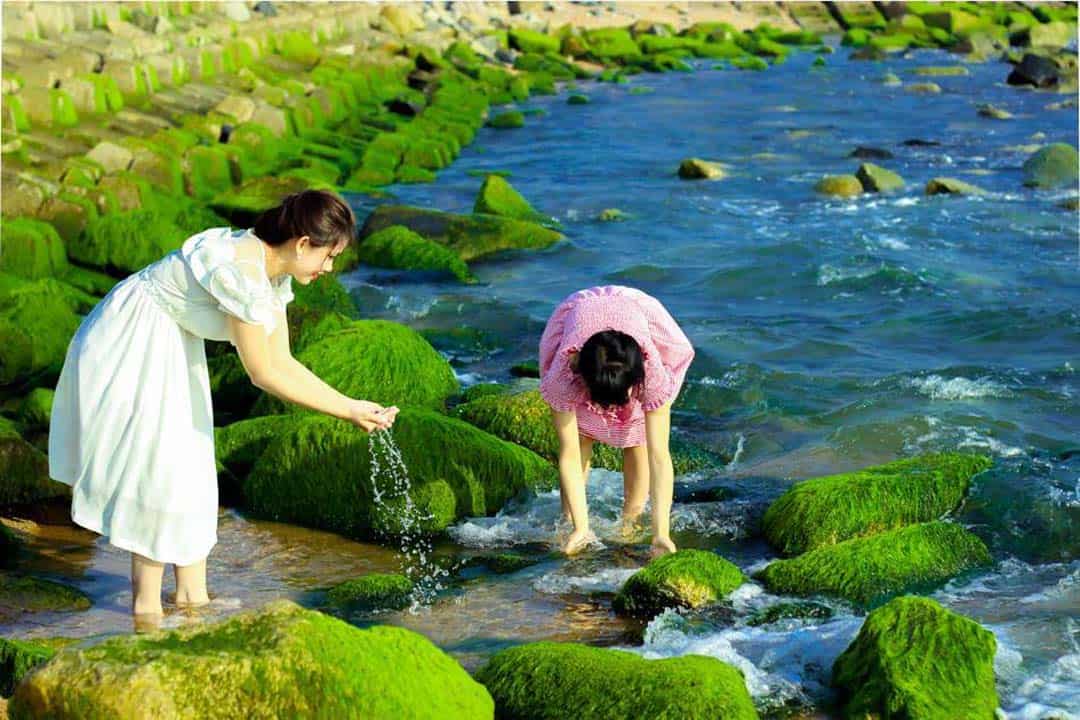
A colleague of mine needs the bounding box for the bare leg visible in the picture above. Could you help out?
[131,552,164,616]
[174,557,210,607]
[562,434,594,524]
[620,444,649,536]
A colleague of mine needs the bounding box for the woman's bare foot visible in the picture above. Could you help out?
[133,611,163,633]
[649,536,677,558]
[618,512,645,541]
[561,528,595,556]
[173,589,211,608]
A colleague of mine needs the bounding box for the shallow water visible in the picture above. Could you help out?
[4,47,1078,718]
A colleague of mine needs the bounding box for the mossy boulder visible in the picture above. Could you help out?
[762,453,991,555]
[856,162,905,192]
[238,409,556,540]
[0,218,69,280]
[454,389,722,475]
[754,521,992,608]
[509,29,561,54]
[75,209,188,273]
[357,225,475,283]
[612,549,745,618]
[209,175,332,226]
[0,415,69,508]
[926,178,987,196]
[567,93,590,105]
[9,599,493,719]
[814,175,863,197]
[678,158,726,180]
[326,573,414,612]
[487,111,524,129]
[1021,143,1079,189]
[0,637,79,698]
[467,552,543,574]
[583,27,643,63]
[0,573,90,623]
[476,641,758,720]
[252,319,459,416]
[473,175,546,224]
[16,388,54,431]
[832,596,998,719]
[0,274,90,388]
[358,205,562,263]
[0,524,19,568]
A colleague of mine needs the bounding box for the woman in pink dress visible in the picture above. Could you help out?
[538,285,695,556]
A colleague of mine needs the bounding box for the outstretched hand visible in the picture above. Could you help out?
[348,400,399,433]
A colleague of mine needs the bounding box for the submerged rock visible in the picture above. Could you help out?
[762,453,991,555]
[926,177,988,196]
[472,174,546,223]
[1021,143,1079,189]
[746,600,834,627]
[1007,52,1061,87]
[678,157,726,180]
[0,573,91,622]
[487,110,524,129]
[905,82,942,94]
[612,549,745,617]
[9,600,492,719]
[476,641,758,720]
[754,521,992,607]
[357,225,475,284]
[832,596,998,719]
[977,103,1012,119]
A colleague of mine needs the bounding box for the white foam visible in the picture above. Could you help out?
[903,374,1012,400]
[532,567,637,595]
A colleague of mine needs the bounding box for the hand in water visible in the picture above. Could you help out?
[349,400,399,432]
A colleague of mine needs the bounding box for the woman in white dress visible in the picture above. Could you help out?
[48,190,399,621]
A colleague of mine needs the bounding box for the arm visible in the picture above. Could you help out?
[228,310,394,427]
[644,401,676,553]
[552,409,589,534]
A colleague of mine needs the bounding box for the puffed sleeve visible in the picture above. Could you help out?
[631,291,695,412]
[184,230,282,334]
[538,293,586,413]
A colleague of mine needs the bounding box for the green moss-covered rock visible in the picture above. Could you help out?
[815,175,864,197]
[613,549,745,618]
[730,55,769,71]
[678,158,726,180]
[467,552,542,574]
[454,389,721,475]
[252,319,457,416]
[288,273,360,351]
[240,409,555,539]
[509,28,561,54]
[75,210,187,273]
[9,599,493,719]
[326,573,414,612]
[754,521,992,607]
[831,596,998,719]
[0,637,79,698]
[567,93,590,105]
[762,453,991,555]
[0,218,69,280]
[357,225,474,283]
[487,111,524,129]
[926,177,988,196]
[0,573,90,621]
[583,27,643,63]
[856,162,905,192]
[16,388,53,431]
[0,275,89,389]
[358,205,562,263]
[210,175,331,226]
[476,641,758,720]
[368,478,458,536]
[746,601,834,627]
[1021,143,1079,189]
[912,65,971,76]
[473,175,546,223]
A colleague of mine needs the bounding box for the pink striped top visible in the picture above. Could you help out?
[538,285,695,448]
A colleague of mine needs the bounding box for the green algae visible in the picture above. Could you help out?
[613,549,745,617]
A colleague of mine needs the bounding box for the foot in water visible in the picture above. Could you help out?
[561,528,598,556]
[649,536,677,558]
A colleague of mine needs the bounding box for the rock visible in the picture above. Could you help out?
[598,208,628,221]
[612,549,745,617]
[487,110,524,129]
[9,600,493,719]
[1060,197,1079,211]
[252,1,277,16]
[358,205,562,263]
[326,573,414,611]
[466,552,542,574]
[905,82,941,94]
[0,573,90,622]
[1013,20,1074,48]
[357,225,474,284]
[762,454,990,555]
[1007,52,1060,87]
[746,601,833,627]
[473,174,546,223]
[379,4,424,36]
[926,177,988,196]
[476,642,757,720]
[754,521,992,607]
[901,138,940,147]
[881,71,902,86]
[814,175,863,197]
[214,95,257,124]
[17,388,54,430]
[832,596,998,719]
[85,141,133,174]
[850,146,893,159]
[0,637,77,697]
[912,65,970,76]
[75,209,187,273]
[0,278,88,393]
[1022,143,1079,189]
[856,162,905,192]
[567,93,590,105]
[977,103,1012,119]
[221,2,251,22]
[227,409,555,539]
[0,217,68,280]
[678,157,725,180]
[508,28,559,54]
[453,390,723,476]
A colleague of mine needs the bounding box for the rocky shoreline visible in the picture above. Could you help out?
[1,1,1078,718]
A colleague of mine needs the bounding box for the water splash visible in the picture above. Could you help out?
[368,430,451,611]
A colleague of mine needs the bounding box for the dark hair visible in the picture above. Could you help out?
[576,330,646,407]
[252,189,356,251]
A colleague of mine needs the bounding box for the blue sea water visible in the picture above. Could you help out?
[342,46,1080,718]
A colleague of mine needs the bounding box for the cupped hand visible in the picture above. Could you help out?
[348,400,400,433]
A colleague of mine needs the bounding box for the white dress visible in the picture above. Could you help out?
[47,227,294,565]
